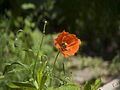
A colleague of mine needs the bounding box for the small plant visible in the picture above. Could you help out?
[83,78,101,90]
[0,20,101,90]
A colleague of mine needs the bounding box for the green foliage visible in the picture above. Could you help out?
[47,84,81,90]
[0,72,4,79]
[0,3,104,89]
[84,81,91,90]
[0,0,120,59]
[110,53,120,73]
[3,61,29,75]
[21,3,36,10]
[0,17,102,90]
[91,78,101,90]
[0,15,54,89]
[76,56,103,69]
[37,65,48,90]
[7,82,36,89]
[83,78,101,90]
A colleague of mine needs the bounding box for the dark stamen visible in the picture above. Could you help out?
[60,43,67,51]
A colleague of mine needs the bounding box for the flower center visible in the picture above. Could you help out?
[60,43,67,51]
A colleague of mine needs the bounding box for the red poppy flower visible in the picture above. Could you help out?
[55,30,81,58]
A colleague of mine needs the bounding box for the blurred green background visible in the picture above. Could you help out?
[0,0,120,60]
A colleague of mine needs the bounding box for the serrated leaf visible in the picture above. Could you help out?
[7,82,36,90]
[47,84,81,90]
[91,78,101,90]
[83,81,91,90]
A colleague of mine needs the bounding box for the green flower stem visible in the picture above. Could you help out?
[63,61,65,75]
[52,51,60,74]
[32,21,47,79]
[50,51,60,86]
[71,72,75,84]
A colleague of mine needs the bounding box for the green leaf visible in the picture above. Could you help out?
[40,72,47,90]
[46,88,53,90]
[7,82,36,90]
[0,72,4,79]
[37,65,43,88]
[37,65,48,90]
[3,61,29,75]
[7,82,20,88]
[47,84,81,90]
[0,75,4,79]
[83,81,91,90]
[21,3,36,10]
[33,80,39,90]
[91,78,101,90]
